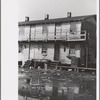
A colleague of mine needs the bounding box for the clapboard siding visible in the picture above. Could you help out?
[18,15,96,68]
[81,16,96,67]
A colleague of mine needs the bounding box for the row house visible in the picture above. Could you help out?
[18,13,96,69]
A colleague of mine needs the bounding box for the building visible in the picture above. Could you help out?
[18,13,96,69]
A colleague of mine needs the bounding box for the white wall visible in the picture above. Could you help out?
[48,24,55,38]
[46,43,54,61]
[18,43,29,65]
[59,44,81,64]
[61,23,70,35]
[18,22,82,64]
[35,25,43,37]
[30,43,54,61]
[19,25,30,41]
[19,22,81,41]
[19,43,81,65]
[59,44,71,64]
[25,26,30,38]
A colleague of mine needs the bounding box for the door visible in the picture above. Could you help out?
[54,44,60,61]
[80,45,86,66]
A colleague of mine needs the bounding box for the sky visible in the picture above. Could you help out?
[18,0,96,21]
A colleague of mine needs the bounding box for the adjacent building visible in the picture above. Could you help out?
[18,13,96,69]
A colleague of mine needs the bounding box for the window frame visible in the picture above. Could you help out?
[70,22,77,34]
[42,24,48,34]
[69,44,76,56]
[41,44,47,56]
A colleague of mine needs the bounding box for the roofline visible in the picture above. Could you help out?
[18,14,96,26]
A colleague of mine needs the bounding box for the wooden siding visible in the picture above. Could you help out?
[19,26,30,41]
[81,16,96,67]
[18,43,29,65]
[18,15,96,67]
[19,42,81,65]
[19,22,85,41]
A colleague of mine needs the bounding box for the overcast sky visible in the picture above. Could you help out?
[18,0,96,21]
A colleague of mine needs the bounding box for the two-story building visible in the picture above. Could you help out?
[18,13,96,69]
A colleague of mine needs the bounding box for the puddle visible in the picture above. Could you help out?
[44,79,96,100]
[18,70,96,100]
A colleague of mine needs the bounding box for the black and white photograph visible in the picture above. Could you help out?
[17,0,98,100]
[2,0,98,100]
[18,0,97,100]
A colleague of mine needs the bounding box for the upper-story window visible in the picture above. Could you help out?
[42,24,48,34]
[70,23,77,34]
[19,26,25,35]
[56,24,61,34]
[31,26,36,36]
[35,25,42,35]
[48,24,55,35]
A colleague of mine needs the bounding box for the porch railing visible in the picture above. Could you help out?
[18,30,86,41]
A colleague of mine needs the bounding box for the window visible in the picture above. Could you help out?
[69,44,76,56]
[70,23,77,34]
[31,26,36,36]
[42,25,48,34]
[42,44,47,56]
[56,24,61,33]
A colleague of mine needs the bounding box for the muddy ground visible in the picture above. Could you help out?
[18,68,96,100]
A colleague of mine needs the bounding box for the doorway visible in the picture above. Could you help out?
[54,43,60,61]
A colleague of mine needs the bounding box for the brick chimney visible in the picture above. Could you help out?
[67,12,71,18]
[45,14,49,20]
[25,16,29,21]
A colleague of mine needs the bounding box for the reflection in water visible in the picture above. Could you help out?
[44,79,96,100]
[18,70,96,100]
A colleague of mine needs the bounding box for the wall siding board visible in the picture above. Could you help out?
[81,16,96,67]
[29,43,54,61]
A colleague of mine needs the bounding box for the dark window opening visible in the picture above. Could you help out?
[70,23,77,34]
[42,44,47,56]
[64,44,66,52]
[69,44,76,55]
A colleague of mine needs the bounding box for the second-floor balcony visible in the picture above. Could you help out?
[18,35,29,41]
[18,30,86,42]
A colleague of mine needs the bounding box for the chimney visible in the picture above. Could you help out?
[25,16,29,21]
[45,14,49,20]
[67,12,71,18]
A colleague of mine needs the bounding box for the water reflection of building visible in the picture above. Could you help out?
[18,13,96,69]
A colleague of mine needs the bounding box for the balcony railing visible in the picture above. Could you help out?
[18,35,29,41]
[18,30,86,41]
[67,31,86,41]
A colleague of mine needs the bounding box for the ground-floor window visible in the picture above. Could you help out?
[41,44,47,56]
[69,44,76,56]
[18,61,22,67]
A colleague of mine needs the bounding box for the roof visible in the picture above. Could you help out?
[18,14,96,26]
